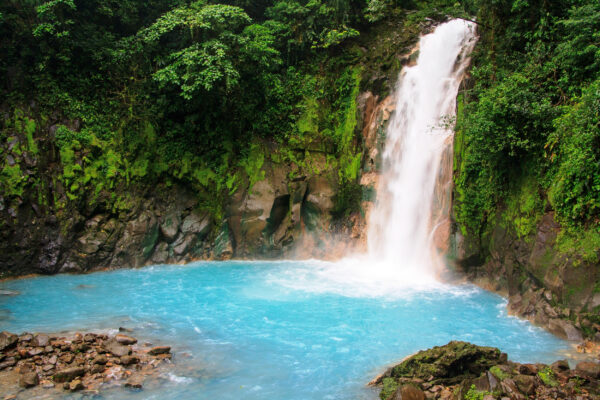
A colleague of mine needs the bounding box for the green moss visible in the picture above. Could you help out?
[555,225,600,264]
[464,384,492,400]
[502,174,544,240]
[380,377,399,400]
[489,365,510,380]
[538,367,558,387]
[1,163,25,198]
[239,143,266,191]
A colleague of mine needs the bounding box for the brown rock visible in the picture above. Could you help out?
[19,371,39,388]
[148,346,170,355]
[31,334,49,347]
[27,347,43,357]
[500,379,526,400]
[121,355,139,366]
[48,355,57,364]
[103,338,131,357]
[575,361,600,379]
[0,331,18,351]
[42,364,54,372]
[53,366,85,383]
[391,384,426,400]
[513,374,536,395]
[0,358,16,370]
[518,363,539,375]
[93,355,108,365]
[69,379,84,391]
[115,334,137,345]
[83,333,96,343]
[18,333,33,343]
[91,364,105,374]
[125,376,144,389]
[551,359,570,373]
[60,353,75,363]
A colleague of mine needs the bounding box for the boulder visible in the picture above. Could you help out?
[151,242,169,264]
[499,378,526,400]
[32,334,49,347]
[69,379,84,391]
[575,361,600,379]
[550,359,570,373]
[148,346,171,355]
[53,366,85,383]
[160,212,181,242]
[18,333,33,343]
[517,363,538,375]
[83,333,96,343]
[513,374,536,395]
[121,355,139,365]
[547,318,583,342]
[181,211,210,237]
[388,341,502,385]
[391,384,426,400]
[115,334,137,345]
[103,338,131,357]
[93,355,108,365]
[125,376,143,389]
[19,371,39,388]
[0,331,18,351]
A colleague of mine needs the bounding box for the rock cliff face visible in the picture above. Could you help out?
[451,208,600,341]
[0,150,343,276]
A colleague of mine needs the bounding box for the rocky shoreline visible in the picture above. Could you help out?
[370,341,600,400]
[0,330,173,399]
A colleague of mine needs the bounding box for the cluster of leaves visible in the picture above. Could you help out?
[0,0,384,217]
[454,0,600,259]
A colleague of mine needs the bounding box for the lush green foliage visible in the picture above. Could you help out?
[0,0,439,220]
[454,0,600,261]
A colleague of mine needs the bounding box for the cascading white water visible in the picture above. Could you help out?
[367,19,477,279]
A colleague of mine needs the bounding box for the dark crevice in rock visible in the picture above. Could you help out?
[265,194,290,237]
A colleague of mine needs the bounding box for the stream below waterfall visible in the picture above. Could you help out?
[0,260,573,399]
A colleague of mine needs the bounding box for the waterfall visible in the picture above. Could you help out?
[366,20,477,279]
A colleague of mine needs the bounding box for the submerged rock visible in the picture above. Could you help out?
[19,371,39,388]
[148,346,171,355]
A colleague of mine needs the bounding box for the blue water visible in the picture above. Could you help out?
[0,261,570,399]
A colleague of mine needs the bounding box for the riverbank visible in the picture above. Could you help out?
[370,341,600,400]
[0,330,173,399]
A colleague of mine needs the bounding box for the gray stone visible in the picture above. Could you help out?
[160,213,180,242]
[172,233,195,256]
[181,212,210,236]
[547,318,583,342]
[151,242,169,264]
